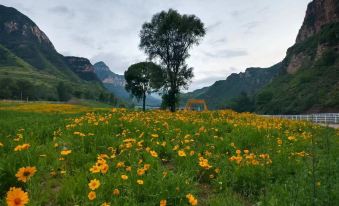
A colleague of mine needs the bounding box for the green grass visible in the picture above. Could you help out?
[0,103,338,205]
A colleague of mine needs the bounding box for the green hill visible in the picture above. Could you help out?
[183,63,282,109]
[0,5,112,102]
[256,22,339,114]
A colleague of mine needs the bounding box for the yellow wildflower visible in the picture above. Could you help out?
[137,168,145,176]
[137,179,144,185]
[88,179,101,190]
[88,191,96,201]
[6,187,29,206]
[15,166,37,183]
[160,199,167,206]
[178,150,186,157]
[113,189,120,196]
[14,144,30,151]
[150,150,158,158]
[60,149,72,156]
[186,193,198,205]
[121,174,128,180]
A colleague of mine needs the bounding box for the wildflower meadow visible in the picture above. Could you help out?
[0,102,338,206]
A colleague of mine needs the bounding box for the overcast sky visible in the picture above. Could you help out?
[1,0,311,91]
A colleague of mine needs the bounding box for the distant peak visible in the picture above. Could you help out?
[93,61,113,73]
[94,61,108,67]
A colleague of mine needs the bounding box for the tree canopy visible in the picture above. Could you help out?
[139,9,205,112]
[124,61,164,111]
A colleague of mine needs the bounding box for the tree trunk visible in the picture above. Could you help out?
[169,89,176,112]
[170,103,175,112]
[142,92,146,112]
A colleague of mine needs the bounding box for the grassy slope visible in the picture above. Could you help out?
[180,63,282,110]
[256,23,339,114]
[0,44,106,100]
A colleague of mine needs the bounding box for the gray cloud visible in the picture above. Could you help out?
[206,21,222,31]
[190,74,228,90]
[229,67,238,72]
[49,6,73,15]
[204,49,248,59]
[209,38,227,45]
[242,21,261,34]
[230,10,240,18]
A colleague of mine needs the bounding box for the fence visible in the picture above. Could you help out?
[262,113,339,124]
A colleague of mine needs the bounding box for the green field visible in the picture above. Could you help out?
[0,102,338,206]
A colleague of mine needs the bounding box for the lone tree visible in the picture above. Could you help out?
[124,62,164,111]
[140,9,205,112]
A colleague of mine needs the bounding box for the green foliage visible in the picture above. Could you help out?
[139,9,206,112]
[57,82,72,101]
[125,62,164,111]
[98,92,118,106]
[229,92,255,112]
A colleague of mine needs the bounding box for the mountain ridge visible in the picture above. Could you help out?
[183,0,339,114]
[0,4,111,102]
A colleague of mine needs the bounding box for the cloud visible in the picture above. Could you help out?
[242,21,261,34]
[48,6,74,17]
[206,21,222,31]
[229,66,238,72]
[188,74,227,90]
[209,38,227,45]
[230,10,240,18]
[203,49,248,59]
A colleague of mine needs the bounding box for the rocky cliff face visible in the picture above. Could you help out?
[0,4,68,73]
[286,0,339,74]
[93,61,125,87]
[0,5,54,49]
[256,0,339,114]
[64,57,100,81]
[296,0,339,43]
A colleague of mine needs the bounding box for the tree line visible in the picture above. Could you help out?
[0,78,118,105]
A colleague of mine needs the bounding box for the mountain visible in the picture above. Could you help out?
[183,0,339,114]
[180,86,209,107]
[181,63,283,109]
[93,61,128,99]
[93,61,161,106]
[65,57,101,82]
[256,0,339,114]
[0,4,110,101]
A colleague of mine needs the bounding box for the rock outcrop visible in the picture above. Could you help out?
[93,61,125,87]
[65,57,100,81]
[296,0,339,43]
[285,0,339,74]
